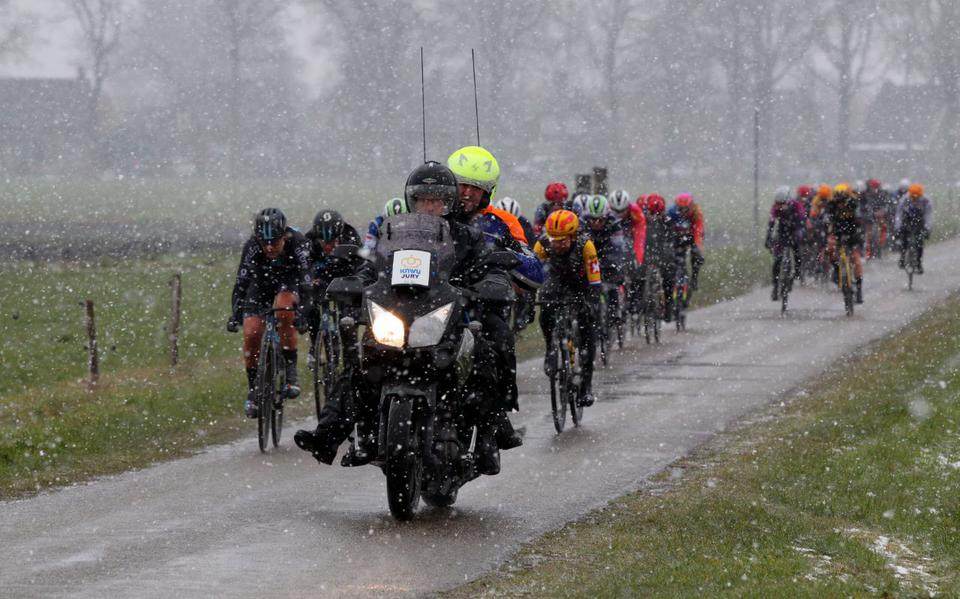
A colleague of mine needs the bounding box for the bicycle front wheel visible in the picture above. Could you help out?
[550,331,568,434]
[255,343,275,452]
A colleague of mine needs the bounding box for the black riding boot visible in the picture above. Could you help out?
[244,368,258,418]
[494,411,524,450]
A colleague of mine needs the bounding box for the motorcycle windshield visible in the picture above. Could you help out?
[378,213,456,287]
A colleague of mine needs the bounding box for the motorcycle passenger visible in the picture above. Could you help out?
[583,194,626,334]
[496,196,536,251]
[227,208,312,418]
[534,209,602,406]
[447,145,544,453]
[765,186,806,301]
[896,183,933,274]
[667,193,705,291]
[825,183,865,304]
[304,209,363,370]
[295,161,509,473]
[363,197,408,253]
[534,181,570,237]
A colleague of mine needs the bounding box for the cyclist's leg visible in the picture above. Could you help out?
[917,234,925,273]
[539,299,559,376]
[899,230,908,268]
[690,245,704,290]
[242,315,266,416]
[577,303,597,405]
[274,290,300,397]
[852,244,864,303]
[771,246,783,300]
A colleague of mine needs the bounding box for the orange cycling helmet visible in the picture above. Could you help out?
[816,184,832,200]
[545,209,579,240]
[908,183,924,198]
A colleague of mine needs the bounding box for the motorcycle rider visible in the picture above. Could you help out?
[534,209,602,406]
[896,183,933,274]
[294,161,511,474]
[765,186,806,301]
[227,208,312,417]
[447,145,544,452]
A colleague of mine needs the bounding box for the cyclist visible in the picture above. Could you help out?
[861,178,887,259]
[583,194,626,339]
[534,209,602,406]
[637,193,676,320]
[534,181,569,237]
[824,183,864,304]
[667,193,705,291]
[896,183,933,274]
[765,186,806,301]
[447,145,544,452]
[304,209,362,370]
[496,196,536,250]
[227,208,312,418]
[295,161,509,473]
[363,197,408,253]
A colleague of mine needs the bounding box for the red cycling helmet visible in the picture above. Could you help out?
[675,192,693,208]
[867,178,881,190]
[647,193,666,215]
[544,181,569,204]
[796,185,813,198]
[635,194,648,210]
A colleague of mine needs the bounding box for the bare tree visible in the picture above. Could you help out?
[811,0,883,173]
[63,0,124,165]
[0,0,28,58]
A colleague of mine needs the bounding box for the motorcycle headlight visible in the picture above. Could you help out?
[368,301,405,348]
[408,302,455,348]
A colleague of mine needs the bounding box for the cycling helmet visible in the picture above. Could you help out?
[635,194,648,211]
[447,145,500,206]
[867,178,881,190]
[384,197,408,217]
[404,161,459,215]
[774,185,791,203]
[544,181,569,204]
[646,193,666,215]
[496,196,521,217]
[675,193,694,208]
[254,208,286,243]
[545,209,579,240]
[898,178,911,193]
[833,183,851,197]
[584,194,609,220]
[570,193,589,216]
[797,185,813,198]
[854,179,866,195]
[908,183,924,198]
[609,189,631,212]
[816,184,832,200]
[312,210,344,242]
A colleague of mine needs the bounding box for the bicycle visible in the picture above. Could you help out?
[642,264,664,344]
[597,282,623,367]
[596,290,609,368]
[903,233,921,290]
[253,307,296,452]
[311,298,341,420]
[836,242,855,317]
[539,299,584,433]
[777,245,794,316]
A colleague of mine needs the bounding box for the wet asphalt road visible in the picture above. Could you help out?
[3,238,960,598]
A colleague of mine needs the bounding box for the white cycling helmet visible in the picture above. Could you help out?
[774,185,791,203]
[608,189,631,213]
[496,196,521,217]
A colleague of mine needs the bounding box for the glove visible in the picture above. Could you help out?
[923,229,931,240]
[496,234,524,253]
[764,234,773,250]
[226,315,240,333]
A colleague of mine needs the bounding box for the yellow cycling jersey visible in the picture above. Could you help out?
[533,237,602,286]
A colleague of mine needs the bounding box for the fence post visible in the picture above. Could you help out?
[84,299,98,387]
[169,273,182,367]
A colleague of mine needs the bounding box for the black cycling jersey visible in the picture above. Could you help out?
[231,227,312,317]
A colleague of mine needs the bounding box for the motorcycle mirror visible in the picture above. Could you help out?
[326,275,364,306]
[332,244,359,260]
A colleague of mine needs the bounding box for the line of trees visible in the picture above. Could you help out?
[0,0,956,183]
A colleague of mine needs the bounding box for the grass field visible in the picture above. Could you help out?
[448,296,960,598]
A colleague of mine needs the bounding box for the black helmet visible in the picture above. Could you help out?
[312,209,344,242]
[254,208,286,243]
[404,161,459,215]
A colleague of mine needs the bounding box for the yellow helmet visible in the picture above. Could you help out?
[447,146,500,199]
[833,183,851,198]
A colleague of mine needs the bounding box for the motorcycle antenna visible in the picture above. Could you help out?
[420,47,427,163]
[471,48,481,146]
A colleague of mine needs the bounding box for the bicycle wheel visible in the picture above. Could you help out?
[779,251,792,316]
[255,342,275,452]
[906,245,916,290]
[312,330,325,420]
[550,328,567,434]
[567,336,584,427]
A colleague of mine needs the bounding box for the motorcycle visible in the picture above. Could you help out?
[327,213,514,520]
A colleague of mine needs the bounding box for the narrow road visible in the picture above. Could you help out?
[3,239,958,598]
